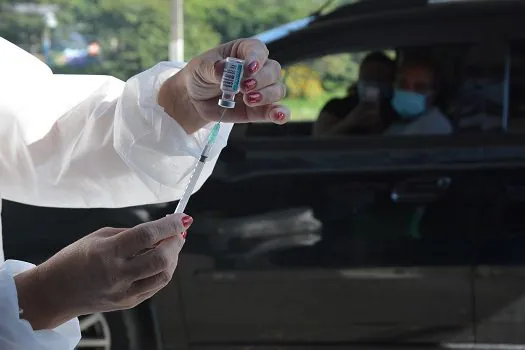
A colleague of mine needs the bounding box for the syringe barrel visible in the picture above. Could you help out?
[174,159,206,214]
[173,125,219,214]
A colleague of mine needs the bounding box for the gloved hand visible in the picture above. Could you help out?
[14,213,192,330]
[158,38,290,133]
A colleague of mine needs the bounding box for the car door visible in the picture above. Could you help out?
[472,168,525,345]
[174,135,476,348]
[469,40,525,345]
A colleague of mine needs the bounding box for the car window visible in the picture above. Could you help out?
[241,42,525,139]
[239,51,396,138]
[449,42,507,133]
[281,51,394,123]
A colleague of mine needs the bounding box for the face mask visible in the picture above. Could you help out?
[391,89,428,119]
[357,81,392,101]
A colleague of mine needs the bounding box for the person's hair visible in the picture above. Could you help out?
[347,51,395,94]
[399,55,440,89]
[361,51,396,69]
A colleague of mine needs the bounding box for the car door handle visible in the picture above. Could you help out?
[391,176,451,203]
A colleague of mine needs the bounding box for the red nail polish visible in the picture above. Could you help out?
[181,231,187,239]
[181,215,193,228]
[275,111,286,121]
[248,61,259,73]
[243,79,257,91]
[247,92,262,104]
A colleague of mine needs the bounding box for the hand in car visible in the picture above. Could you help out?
[345,102,383,131]
[14,213,192,330]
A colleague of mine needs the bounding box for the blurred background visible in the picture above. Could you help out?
[0,0,365,122]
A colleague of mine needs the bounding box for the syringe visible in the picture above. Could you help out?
[174,57,245,214]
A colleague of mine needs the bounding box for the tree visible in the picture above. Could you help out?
[0,1,46,55]
[39,0,170,79]
[2,0,362,83]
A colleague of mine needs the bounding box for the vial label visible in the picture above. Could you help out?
[222,60,244,93]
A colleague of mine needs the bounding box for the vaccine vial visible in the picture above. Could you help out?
[219,57,245,108]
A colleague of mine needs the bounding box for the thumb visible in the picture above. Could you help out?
[97,227,127,238]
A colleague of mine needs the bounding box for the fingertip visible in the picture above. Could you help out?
[269,106,290,124]
[181,215,193,229]
[166,212,193,232]
[247,60,260,75]
[241,42,268,75]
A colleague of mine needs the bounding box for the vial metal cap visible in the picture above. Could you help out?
[218,99,236,108]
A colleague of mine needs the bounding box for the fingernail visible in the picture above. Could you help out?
[243,78,257,91]
[247,92,262,104]
[248,61,259,74]
[181,215,193,228]
[181,231,187,239]
[275,111,286,122]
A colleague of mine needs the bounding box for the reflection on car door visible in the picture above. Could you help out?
[473,170,525,344]
[177,143,476,347]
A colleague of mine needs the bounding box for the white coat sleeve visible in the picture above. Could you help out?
[0,38,232,350]
[0,37,232,208]
[0,260,81,350]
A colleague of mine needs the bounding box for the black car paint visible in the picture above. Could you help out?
[5,1,525,349]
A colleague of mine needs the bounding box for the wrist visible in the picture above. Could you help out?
[341,113,359,129]
[14,264,74,330]
[158,69,208,134]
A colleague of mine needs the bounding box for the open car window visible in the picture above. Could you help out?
[238,41,525,139]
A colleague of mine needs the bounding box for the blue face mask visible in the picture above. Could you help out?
[391,89,428,119]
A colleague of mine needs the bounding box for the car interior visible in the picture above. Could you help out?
[230,40,525,139]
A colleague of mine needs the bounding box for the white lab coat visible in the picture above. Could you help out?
[0,37,232,349]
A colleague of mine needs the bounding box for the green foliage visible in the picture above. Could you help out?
[284,64,325,99]
[2,0,329,79]
[0,0,368,120]
[43,0,172,80]
[0,1,46,54]
[282,53,361,104]
[312,54,360,92]
[282,89,346,122]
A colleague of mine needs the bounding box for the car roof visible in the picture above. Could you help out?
[311,0,428,25]
[253,16,316,43]
[254,0,428,44]
[265,0,525,64]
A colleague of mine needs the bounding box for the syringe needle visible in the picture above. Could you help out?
[174,109,228,214]
[173,57,244,215]
[218,108,227,122]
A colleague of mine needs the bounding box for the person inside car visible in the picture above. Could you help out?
[451,43,506,132]
[385,57,453,135]
[313,52,396,136]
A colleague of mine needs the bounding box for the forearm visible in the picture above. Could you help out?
[326,116,360,135]
[1,62,231,208]
[314,112,358,137]
[14,266,72,330]
[1,259,81,349]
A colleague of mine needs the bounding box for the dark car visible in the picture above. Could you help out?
[5,0,525,349]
